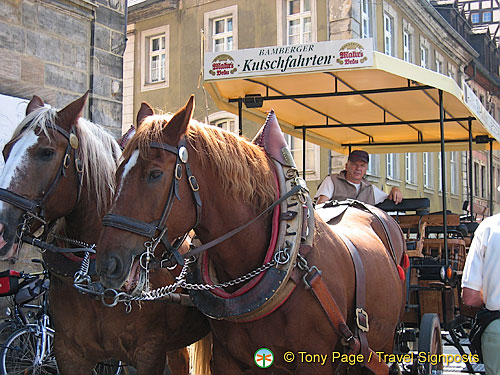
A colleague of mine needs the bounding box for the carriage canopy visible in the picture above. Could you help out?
[203,38,500,154]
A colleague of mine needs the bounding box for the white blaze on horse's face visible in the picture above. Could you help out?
[117,150,139,196]
[0,130,39,212]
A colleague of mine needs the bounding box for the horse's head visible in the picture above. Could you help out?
[98,96,199,293]
[0,93,90,259]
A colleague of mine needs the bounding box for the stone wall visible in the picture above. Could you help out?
[0,0,125,136]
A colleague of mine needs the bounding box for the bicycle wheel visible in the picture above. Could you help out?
[0,321,18,346]
[0,326,58,375]
[93,359,123,375]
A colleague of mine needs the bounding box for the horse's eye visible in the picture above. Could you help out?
[148,170,163,182]
[39,148,55,161]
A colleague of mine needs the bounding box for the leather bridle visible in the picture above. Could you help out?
[0,122,87,252]
[102,137,202,268]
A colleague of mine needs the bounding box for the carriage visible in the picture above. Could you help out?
[202,38,500,373]
[1,38,499,374]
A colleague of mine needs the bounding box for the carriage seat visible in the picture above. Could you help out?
[376,198,430,215]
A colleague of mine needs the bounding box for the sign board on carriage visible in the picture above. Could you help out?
[204,39,374,80]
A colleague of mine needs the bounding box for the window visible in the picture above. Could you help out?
[209,111,239,135]
[403,31,412,63]
[213,16,233,52]
[277,0,316,45]
[474,162,479,196]
[448,62,457,82]
[423,152,432,188]
[286,0,312,45]
[483,12,492,22]
[471,13,480,23]
[384,14,393,56]
[405,153,417,184]
[204,6,238,52]
[387,153,398,180]
[140,26,169,92]
[435,53,443,74]
[420,46,428,69]
[481,165,487,198]
[285,135,320,180]
[367,154,380,176]
[450,152,457,194]
[361,0,372,39]
[438,152,442,192]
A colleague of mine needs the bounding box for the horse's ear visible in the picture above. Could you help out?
[163,95,194,142]
[26,96,45,115]
[57,91,89,130]
[136,102,154,129]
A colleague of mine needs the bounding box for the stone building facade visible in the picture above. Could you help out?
[124,0,499,214]
[0,0,126,137]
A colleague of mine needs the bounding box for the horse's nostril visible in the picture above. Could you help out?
[105,255,123,279]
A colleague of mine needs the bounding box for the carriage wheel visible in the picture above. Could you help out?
[417,313,443,375]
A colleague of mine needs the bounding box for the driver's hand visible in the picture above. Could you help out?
[388,187,403,204]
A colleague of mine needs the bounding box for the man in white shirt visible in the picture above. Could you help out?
[462,212,500,375]
[314,150,402,206]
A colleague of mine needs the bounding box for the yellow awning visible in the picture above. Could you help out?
[205,51,500,154]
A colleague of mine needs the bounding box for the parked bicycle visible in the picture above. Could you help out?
[0,259,123,375]
[0,259,56,375]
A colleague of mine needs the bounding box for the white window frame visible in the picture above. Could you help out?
[435,50,444,74]
[423,152,432,188]
[140,25,169,92]
[284,134,320,181]
[366,154,380,177]
[420,36,429,69]
[361,0,372,39]
[276,0,317,45]
[405,153,417,184]
[212,15,234,52]
[450,151,457,194]
[208,111,238,134]
[471,13,480,23]
[387,153,399,180]
[285,0,313,45]
[438,152,442,192]
[204,5,238,52]
[403,31,411,62]
[383,13,393,56]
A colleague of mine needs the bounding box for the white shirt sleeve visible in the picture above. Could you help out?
[462,224,486,292]
[373,185,389,205]
[314,177,334,199]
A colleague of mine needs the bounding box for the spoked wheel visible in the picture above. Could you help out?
[93,359,124,375]
[0,326,58,375]
[416,313,443,375]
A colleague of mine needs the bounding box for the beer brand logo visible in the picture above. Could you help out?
[209,54,237,76]
[336,42,368,66]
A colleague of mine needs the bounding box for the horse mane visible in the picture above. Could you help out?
[12,106,121,214]
[123,115,276,212]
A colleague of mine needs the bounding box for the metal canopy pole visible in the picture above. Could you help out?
[439,90,448,268]
[469,119,474,222]
[490,140,494,216]
[302,128,306,179]
[238,98,243,136]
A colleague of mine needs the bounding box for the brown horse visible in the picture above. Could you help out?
[97,96,406,374]
[0,94,210,374]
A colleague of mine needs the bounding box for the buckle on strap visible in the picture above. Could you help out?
[356,307,369,332]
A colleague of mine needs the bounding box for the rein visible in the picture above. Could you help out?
[0,122,85,255]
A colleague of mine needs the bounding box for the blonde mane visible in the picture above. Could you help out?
[13,107,121,214]
[123,115,276,212]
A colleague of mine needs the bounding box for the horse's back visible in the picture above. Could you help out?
[313,205,406,352]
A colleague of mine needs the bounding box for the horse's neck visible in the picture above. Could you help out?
[196,195,273,283]
[63,184,106,245]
